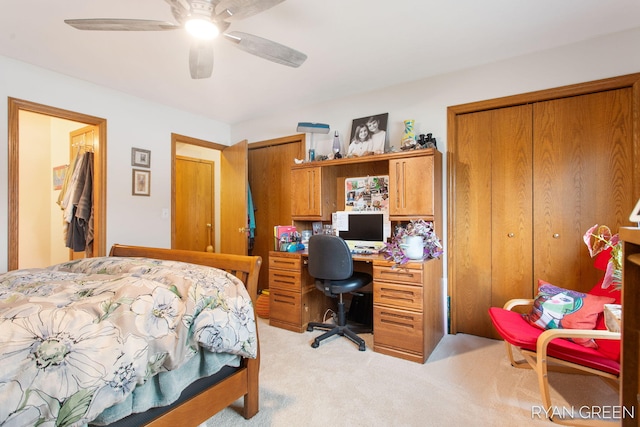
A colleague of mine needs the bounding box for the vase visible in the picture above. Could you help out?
[401,235,424,260]
[401,119,416,149]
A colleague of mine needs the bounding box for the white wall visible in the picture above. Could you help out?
[3,27,640,274]
[232,27,640,148]
[18,112,85,268]
[18,112,50,268]
[231,26,640,287]
[0,56,231,272]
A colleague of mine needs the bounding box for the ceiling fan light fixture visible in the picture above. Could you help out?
[185,18,219,40]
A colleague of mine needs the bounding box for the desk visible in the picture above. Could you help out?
[268,250,443,363]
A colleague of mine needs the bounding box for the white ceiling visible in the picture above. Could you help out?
[1,0,640,125]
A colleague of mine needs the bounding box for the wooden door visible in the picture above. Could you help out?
[220,140,248,255]
[490,105,533,309]
[248,136,305,290]
[533,88,634,293]
[451,105,533,338]
[449,77,638,339]
[174,155,214,252]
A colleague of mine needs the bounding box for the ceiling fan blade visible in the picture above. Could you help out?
[224,31,307,67]
[164,0,191,12]
[65,19,180,31]
[216,0,285,22]
[189,40,214,79]
[164,0,191,21]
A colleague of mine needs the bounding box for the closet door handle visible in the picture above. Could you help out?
[507,233,514,238]
[553,233,560,239]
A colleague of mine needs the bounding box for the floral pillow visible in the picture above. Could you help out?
[523,280,616,348]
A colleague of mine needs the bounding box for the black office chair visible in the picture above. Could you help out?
[306,234,373,351]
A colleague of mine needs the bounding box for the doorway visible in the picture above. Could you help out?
[8,98,107,270]
[171,133,224,252]
[174,155,216,252]
[171,134,249,256]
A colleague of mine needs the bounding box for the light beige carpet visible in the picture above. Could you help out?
[203,318,619,426]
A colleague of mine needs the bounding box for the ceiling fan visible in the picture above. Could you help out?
[64,0,307,79]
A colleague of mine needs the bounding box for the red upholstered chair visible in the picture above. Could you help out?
[488,249,621,426]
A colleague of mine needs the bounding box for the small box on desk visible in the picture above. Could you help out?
[274,225,297,251]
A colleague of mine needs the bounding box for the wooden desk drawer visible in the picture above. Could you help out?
[269,268,301,291]
[373,305,423,354]
[270,289,301,325]
[373,265,423,285]
[269,256,301,271]
[374,281,423,311]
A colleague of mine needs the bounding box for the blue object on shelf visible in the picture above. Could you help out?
[296,122,330,134]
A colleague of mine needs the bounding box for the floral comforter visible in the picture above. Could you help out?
[0,256,257,427]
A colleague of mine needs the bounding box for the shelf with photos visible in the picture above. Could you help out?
[296,113,439,169]
[291,146,440,170]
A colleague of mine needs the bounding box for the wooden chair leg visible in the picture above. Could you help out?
[505,341,531,369]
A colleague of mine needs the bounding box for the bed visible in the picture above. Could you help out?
[0,244,262,427]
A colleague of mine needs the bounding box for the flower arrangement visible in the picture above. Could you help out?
[583,224,622,290]
[381,219,443,266]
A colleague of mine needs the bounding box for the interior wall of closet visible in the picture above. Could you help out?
[18,111,90,268]
[448,73,640,339]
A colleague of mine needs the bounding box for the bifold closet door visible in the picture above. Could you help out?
[532,88,634,293]
[451,104,533,338]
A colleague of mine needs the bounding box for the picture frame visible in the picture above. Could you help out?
[132,169,151,196]
[312,221,323,235]
[52,165,68,190]
[131,147,151,168]
[348,113,388,157]
[630,197,640,223]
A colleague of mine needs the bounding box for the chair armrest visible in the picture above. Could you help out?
[503,298,534,311]
[536,328,621,355]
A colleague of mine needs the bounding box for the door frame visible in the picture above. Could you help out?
[170,133,225,249]
[7,98,107,270]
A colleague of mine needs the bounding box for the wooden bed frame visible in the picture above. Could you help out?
[108,244,262,427]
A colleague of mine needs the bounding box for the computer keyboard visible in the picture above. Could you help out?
[350,247,379,255]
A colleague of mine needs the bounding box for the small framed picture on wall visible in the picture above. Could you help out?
[131,147,151,168]
[132,169,151,196]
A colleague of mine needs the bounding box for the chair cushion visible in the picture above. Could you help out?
[522,280,615,347]
[488,307,620,375]
[587,280,621,361]
[317,271,372,296]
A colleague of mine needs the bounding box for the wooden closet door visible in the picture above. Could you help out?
[533,88,634,293]
[490,105,533,308]
[451,104,532,338]
[248,138,305,291]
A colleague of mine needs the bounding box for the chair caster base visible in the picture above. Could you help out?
[311,341,319,348]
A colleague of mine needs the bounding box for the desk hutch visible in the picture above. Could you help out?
[269,148,443,363]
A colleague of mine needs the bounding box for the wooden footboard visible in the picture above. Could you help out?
[108,244,262,426]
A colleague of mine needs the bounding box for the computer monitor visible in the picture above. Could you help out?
[332,211,391,251]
